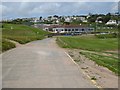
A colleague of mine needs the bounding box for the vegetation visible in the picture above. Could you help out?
[87,13,119,23]
[1,23,49,51]
[91,76,97,80]
[95,33,118,38]
[3,18,34,26]
[2,23,49,44]
[79,51,119,75]
[57,35,119,75]
[2,39,16,52]
[57,36,118,51]
[95,28,118,33]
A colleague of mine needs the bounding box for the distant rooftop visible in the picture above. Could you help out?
[45,25,89,28]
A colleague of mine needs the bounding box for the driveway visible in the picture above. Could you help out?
[2,38,96,88]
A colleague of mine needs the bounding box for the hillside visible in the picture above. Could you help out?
[2,23,49,51]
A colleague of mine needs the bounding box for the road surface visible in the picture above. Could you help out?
[2,38,96,88]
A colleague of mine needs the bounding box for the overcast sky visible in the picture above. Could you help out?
[1,2,118,20]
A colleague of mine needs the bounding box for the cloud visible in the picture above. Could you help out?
[31,3,61,14]
[1,2,118,19]
[111,2,118,13]
[1,0,119,2]
[1,5,9,15]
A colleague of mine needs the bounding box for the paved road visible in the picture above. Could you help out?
[2,38,96,88]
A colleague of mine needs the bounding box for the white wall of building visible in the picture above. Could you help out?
[52,27,94,33]
[106,20,117,25]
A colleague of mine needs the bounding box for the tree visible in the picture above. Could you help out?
[2,25,3,28]
[102,13,111,23]
[53,15,59,18]
[64,22,70,25]
[71,19,82,25]
[87,15,98,23]
[60,17,65,24]
[39,16,42,20]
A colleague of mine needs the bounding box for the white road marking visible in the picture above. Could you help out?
[65,51,103,89]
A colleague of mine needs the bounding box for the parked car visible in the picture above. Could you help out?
[47,34,53,38]
[72,32,82,36]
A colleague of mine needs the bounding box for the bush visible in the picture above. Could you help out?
[2,39,16,52]
[95,33,118,38]
[0,24,3,28]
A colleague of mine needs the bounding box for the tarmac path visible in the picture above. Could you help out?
[2,38,96,88]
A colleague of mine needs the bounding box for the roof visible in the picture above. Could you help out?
[45,25,88,28]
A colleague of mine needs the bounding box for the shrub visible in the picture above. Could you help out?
[95,33,118,38]
[2,39,16,52]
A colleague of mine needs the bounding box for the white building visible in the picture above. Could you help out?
[44,25,94,34]
[65,17,71,22]
[95,17,103,23]
[106,20,117,25]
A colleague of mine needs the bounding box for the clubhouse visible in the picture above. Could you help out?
[43,25,94,35]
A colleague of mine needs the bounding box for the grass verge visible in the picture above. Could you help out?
[79,51,119,75]
[57,35,119,75]
[56,36,118,52]
[2,39,16,52]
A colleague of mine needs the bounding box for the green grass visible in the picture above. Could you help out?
[57,35,119,75]
[2,39,16,52]
[1,23,49,51]
[95,33,118,38]
[56,36,118,51]
[2,23,49,44]
[79,51,119,75]
[95,29,118,33]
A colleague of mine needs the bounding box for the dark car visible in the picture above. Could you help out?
[47,34,53,38]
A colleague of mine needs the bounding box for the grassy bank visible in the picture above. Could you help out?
[2,23,49,51]
[2,24,49,44]
[79,51,119,75]
[57,36,118,51]
[2,39,16,52]
[57,35,118,75]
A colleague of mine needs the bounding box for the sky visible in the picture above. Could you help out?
[0,1,119,20]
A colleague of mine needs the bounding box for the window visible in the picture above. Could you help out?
[72,29,74,31]
[56,29,58,31]
[65,29,67,31]
[68,29,71,31]
[75,29,78,31]
[82,29,84,31]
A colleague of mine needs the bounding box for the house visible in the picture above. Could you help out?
[95,17,103,23]
[65,17,71,22]
[44,25,94,35]
[118,21,120,25]
[79,16,87,22]
[106,20,117,25]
